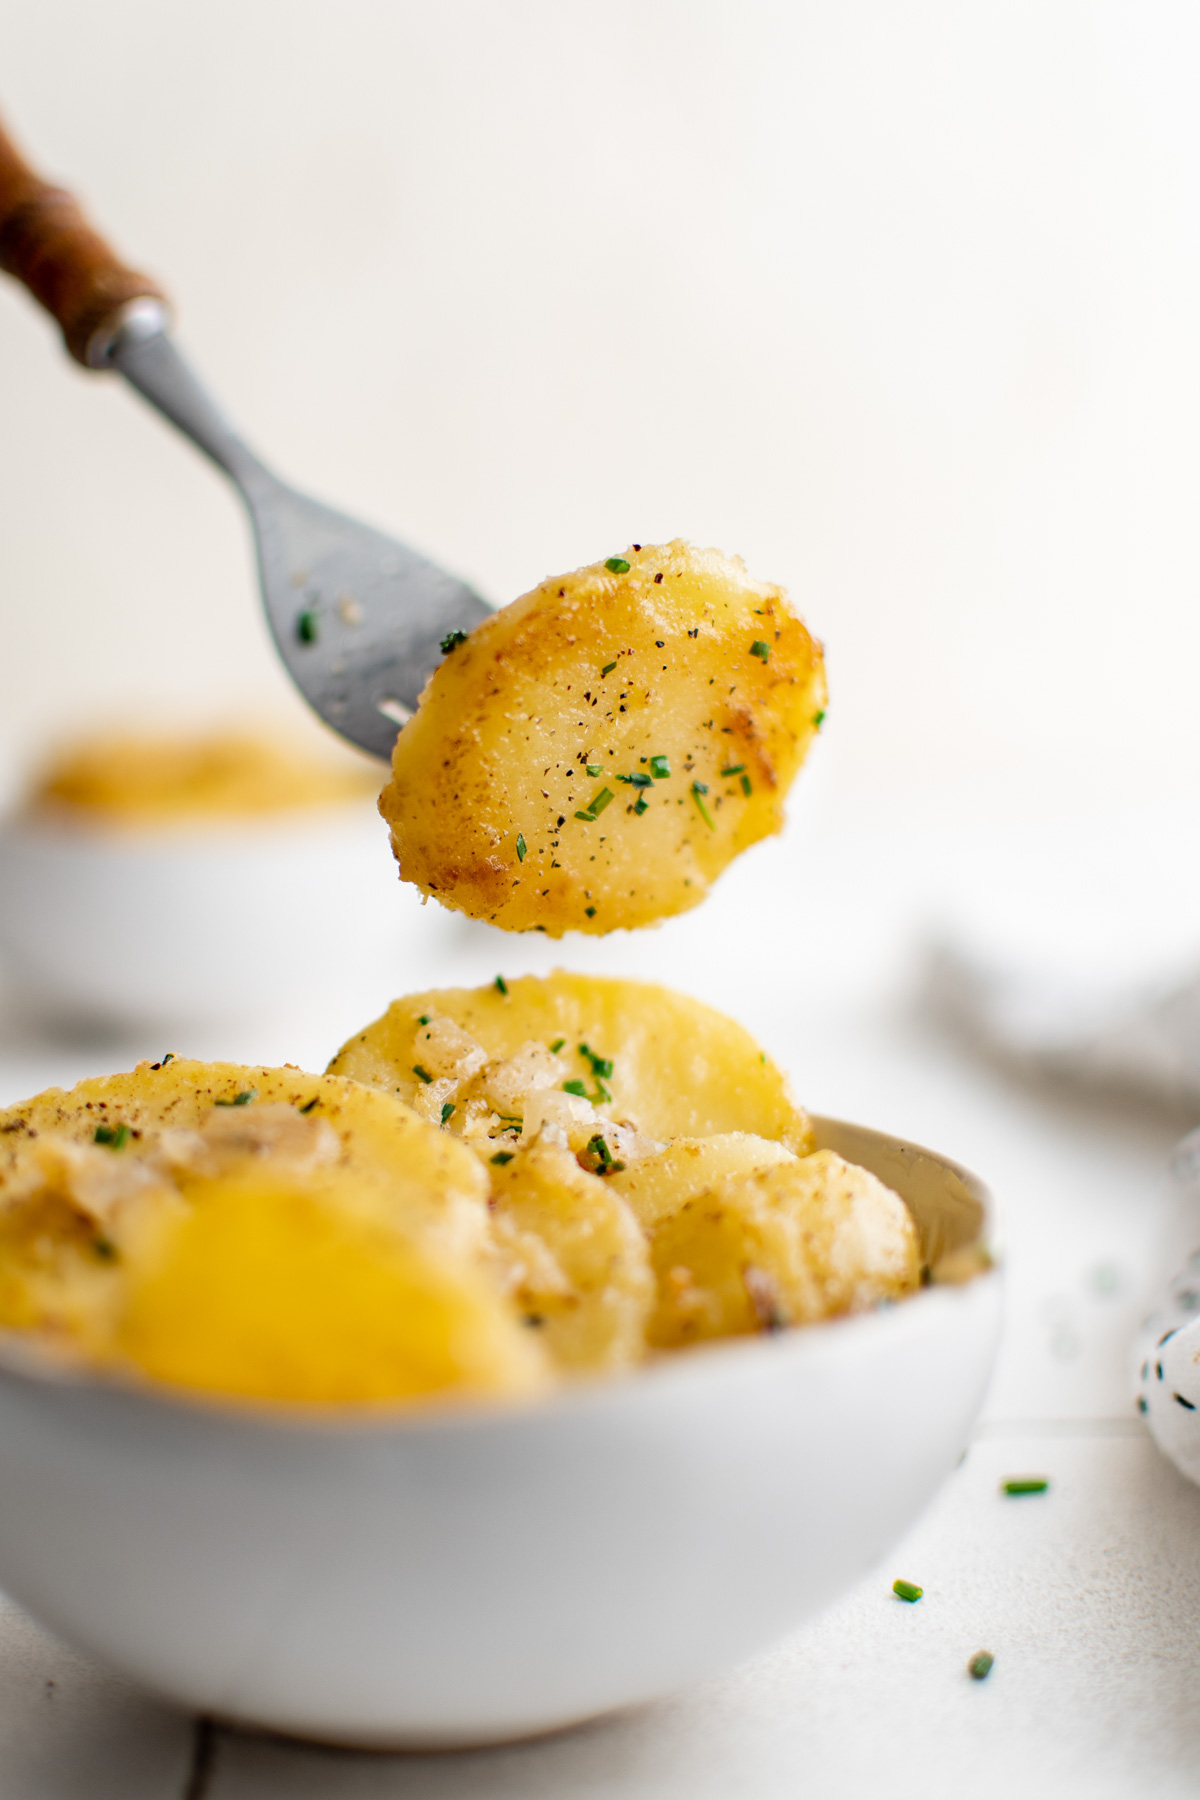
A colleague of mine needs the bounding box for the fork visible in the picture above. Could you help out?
[0,115,491,762]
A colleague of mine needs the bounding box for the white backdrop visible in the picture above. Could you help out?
[2,0,1200,831]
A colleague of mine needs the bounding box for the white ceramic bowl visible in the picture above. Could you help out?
[0,1117,999,1748]
[0,803,415,1033]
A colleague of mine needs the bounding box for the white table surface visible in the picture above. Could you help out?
[0,810,1194,1799]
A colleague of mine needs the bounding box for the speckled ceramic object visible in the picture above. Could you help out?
[1135,1125,1200,1483]
[1135,1253,1200,1481]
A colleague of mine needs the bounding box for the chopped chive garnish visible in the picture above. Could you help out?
[585,905,597,917]
[214,1090,257,1108]
[161,1052,175,1065]
[586,1133,613,1168]
[93,1124,114,1145]
[740,773,752,796]
[604,557,630,574]
[575,810,596,822]
[549,1038,566,1053]
[892,1579,923,1603]
[813,709,826,728]
[418,1014,431,1025]
[720,764,746,777]
[296,609,319,644]
[648,754,670,779]
[1001,1477,1049,1496]
[617,771,653,788]
[563,1079,589,1098]
[298,1097,319,1114]
[93,1237,117,1261]
[440,1101,456,1125]
[588,787,614,817]
[691,780,716,829]
[591,1077,613,1103]
[490,1150,515,1165]
[495,975,509,996]
[578,1047,614,1078]
[412,1065,434,1084]
[516,833,527,862]
[601,661,618,677]
[94,1123,130,1148]
[440,629,469,654]
[750,639,770,661]
[586,764,604,777]
[968,1652,994,1681]
[634,796,649,815]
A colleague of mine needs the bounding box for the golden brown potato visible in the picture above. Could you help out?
[0,1057,490,1261]
[0,1058,552,1404]
[648,1151,920,1349]
[487,1143,654,1374]
[607,1133,798,1232]
[380,541,826,934]
[0,1187,125,1357]
[328,971,814,1155]
[117,1168,547,1406]
[28,730,378,825]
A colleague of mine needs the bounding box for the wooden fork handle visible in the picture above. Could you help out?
[0,114,168,367]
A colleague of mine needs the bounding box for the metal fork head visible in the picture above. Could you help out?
[111,317,491,762]
[248,484,491,761]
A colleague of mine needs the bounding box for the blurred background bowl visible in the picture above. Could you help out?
[0,798,406,1035]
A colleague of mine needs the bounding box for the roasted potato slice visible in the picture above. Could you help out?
[607,1133,798,1231]
[487,1143,654,1374]
[648,1151,920,1349]
[328,971,813,1154]
[0,1187,129,1356]
[0,1057,490,1261]
[379,541,826,935]
[0,1059,513,1397]
[117,1168,547,1405]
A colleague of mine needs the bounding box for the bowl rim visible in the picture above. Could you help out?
[0,1114,998,1439]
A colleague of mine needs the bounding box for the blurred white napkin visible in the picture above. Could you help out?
[926,939,1200,1115]
[929,933,1200,1489]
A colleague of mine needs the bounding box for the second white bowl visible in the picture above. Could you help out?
[0,803,420,1033]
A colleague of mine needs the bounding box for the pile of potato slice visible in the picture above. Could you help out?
[0,974,919,1404]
